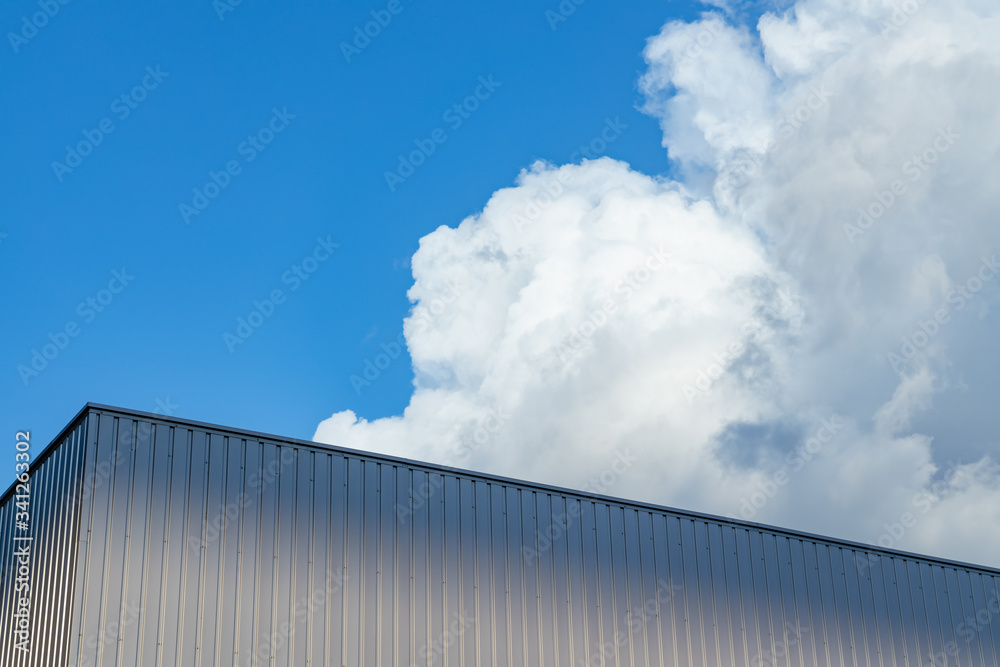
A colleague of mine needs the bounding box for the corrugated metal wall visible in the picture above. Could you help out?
[3,406,1000,667]
[0,418,88,667]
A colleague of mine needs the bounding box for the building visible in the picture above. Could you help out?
[2,403,999,666]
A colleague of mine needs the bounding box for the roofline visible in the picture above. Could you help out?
[6,402,1000,578]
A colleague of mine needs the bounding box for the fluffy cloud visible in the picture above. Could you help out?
[317,0,1000,567]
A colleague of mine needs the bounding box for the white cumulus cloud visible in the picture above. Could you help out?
[317,0,1000,568]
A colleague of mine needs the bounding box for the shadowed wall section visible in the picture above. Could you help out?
[1,404,999,666]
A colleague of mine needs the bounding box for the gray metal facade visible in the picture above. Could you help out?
[2,403,999,667]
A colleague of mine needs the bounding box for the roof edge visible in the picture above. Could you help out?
[8,402,1000,578]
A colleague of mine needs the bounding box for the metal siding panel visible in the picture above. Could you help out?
[101,417,137,667]
[666,514,692,667]
[776,535,800,667]
[410,467,431,667]
[639,512,673,667]
[875,558,907,665]
[181,429,211,666]
[329,454,348,666]
[157,426,190,667]
[28,436,51,662]
[309,450,331,666]
[117,419,154,666]
[0,479,10,660]
[343,456,363,666]
[803,540,831,667]
[493,484,511,667]
[755,529,780,667]
[980,574,1000,667]
[458,477,477,666]
[270,443,294,666]
[909,559,937,667]
[215,435,245,666]
[681,517,706,667]
[709,522,734,667]
[396,467,414,667]
[535,493,559,665]
[292,449,314,666]
[192,432,223,666]
[737,527,763,667]
[920,562,946,666]
[634,510,660,667]
[789,538,818,667]
[962,568,988,667]
[551,494,571,667]
[378,463,396,667]
[505,485,525,667]
[76,413,116,667]
[566,497,588,667]
[16,407,1000,667]
[234,437,263,666]
[136,422,173,666]
[362,460,381,665]
[580,498,603,667]
[933,565,958,663]
[765,530,788,667]
[474,480,494,667]
[0,419,88,667]
[622,507,646,667]
[983,575,1000,667]
[853,548,882,667]
[845,549,874,667]
[443,474,464,667]
[892,557,920,667]
[696,520,719,667]
[595,502,618,666]
[0,478,10,659]
[947,566,976,667]
[67,413,101,667]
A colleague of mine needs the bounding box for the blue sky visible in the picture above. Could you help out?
[1,0,702,455]
[5,0,1000,567]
